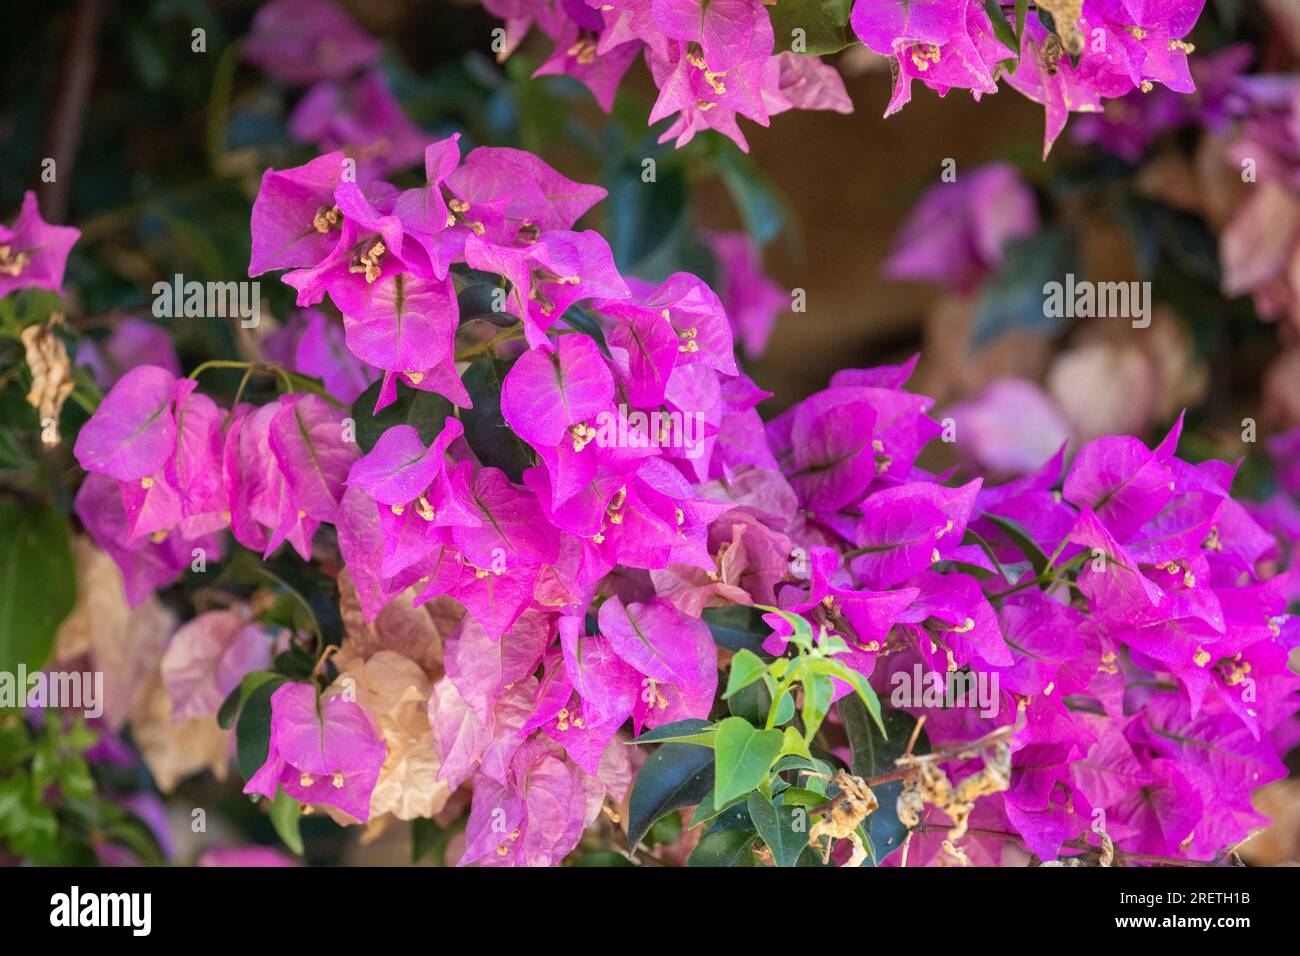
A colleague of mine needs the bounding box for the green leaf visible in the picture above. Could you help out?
[460,357,534,482]
[687,828,757,866]
[772,753,821,775]
[688,790,748,829]
[838,699,930,865]
[800,672,835,740]
[604,156,689,271]
[756,604,815,651]
[270,786,304,856]
[769,0,855,55]
[726,676,773,726]
[0,773,58,859]
[818,631,850,656]
[777,786,827,808]
[645,811,683,848]
[216,684,243,731]
[945,561,999,581]
[350,378,453,454]
[705,800,753,833]
[217,550,343,645]
[218,669,282,731]
[981,512,1050,576]
[557,305,611,357]
[1015,0,1030,42]
[723,648,768,700]
[626,742,714,849]
[771,689,796,726]
[711,145,787,246]
[631,718,716,747]
[411,817,441,863]
[570,849,636,867]
[236,677,284,781]
[713,716,784,809]
[747,792,807,867]
[456,281,515,327]
[972,228,1078,348]
[960,526,1009,580]
[0,500,76,675]
[780,726,813,760]
[824,661,885,735]
[700,605,774,657]
[982,0,1020,52]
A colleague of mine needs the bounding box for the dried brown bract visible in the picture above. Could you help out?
[20,313,75,445]
[809,770,879,862]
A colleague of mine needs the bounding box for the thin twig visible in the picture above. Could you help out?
[41,0,107,221]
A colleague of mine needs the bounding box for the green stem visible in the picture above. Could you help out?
[990,551,1086,601]
[188,359,345,408]
[765,674,796,731]
[454,324,524,362]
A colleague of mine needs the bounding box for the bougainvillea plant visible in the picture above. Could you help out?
[50,125,1296,864]
[479,0,1207,155]
[2,0,1297,871]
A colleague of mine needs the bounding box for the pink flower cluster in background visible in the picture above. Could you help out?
[481,0,853,151]
[475,0,1207,156]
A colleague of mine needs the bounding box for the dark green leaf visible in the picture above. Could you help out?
[687,828,757,866]
[777,786,827,808]
[558,305,611,357]
[570,849,635,867]
[704,799,753,833]
[351,378,453,454]
[838,699,930,865]
[0,500,76,675]
[626,742,714,849]
[460,357,534,482]
[982,0,1020,52]
[769,0,855,55]
[981,512,1050,576]
[747,792,807,867]
[218,550,344,646]
[711,146,786,246]
[219,669,282,732]
[772,753,821,775]
[645,812,683,848]
[960,526,1009,580]
[701,605,775,657]
[411,817,441,863]
[236,678,285,781]
[216,684,242,731]
[456,280,516,327]
[972,228,1078,348]
[726,677,772,727]
[688,790,748,829]
[631,718,716,746]
[604,158,688,271]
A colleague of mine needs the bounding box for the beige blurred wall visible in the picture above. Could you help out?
[693,65,1046,408]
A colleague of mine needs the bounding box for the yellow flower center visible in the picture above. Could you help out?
[0,244,30,277]
[349,237,386,283]
[312,203,341,234]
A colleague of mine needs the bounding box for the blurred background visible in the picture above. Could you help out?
[1,0,1299,865]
